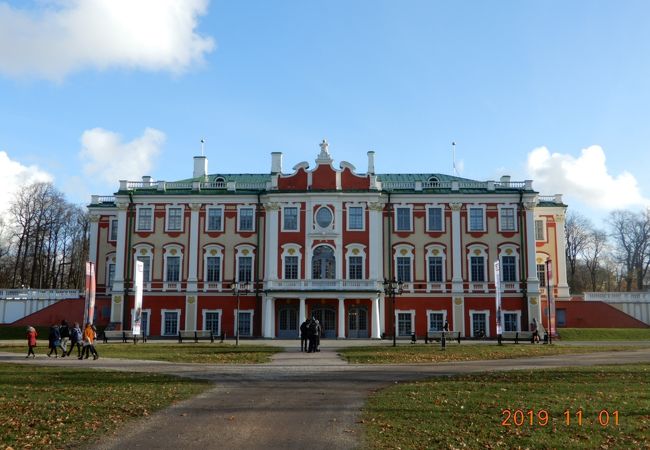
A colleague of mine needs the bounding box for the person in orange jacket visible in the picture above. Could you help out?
[80,322,99,360]
[26,326,37,358]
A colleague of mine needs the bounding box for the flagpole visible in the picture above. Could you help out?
[452,141,457,176]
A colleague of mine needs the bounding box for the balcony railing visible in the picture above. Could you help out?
[203,282,223,292]
[426,282,447,293]
[265,279,380,291]
[0,289,81,300]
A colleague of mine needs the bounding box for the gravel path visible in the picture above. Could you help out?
[2,348,649,449]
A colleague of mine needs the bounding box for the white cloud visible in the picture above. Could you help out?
[527,145,649,210]
[79,127,165,185]
[0,151,54,220]
[0,0,214,81]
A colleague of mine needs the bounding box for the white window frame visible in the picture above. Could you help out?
[281,204,300,232]
[237,205,255,232]
[426,309,448,332]
[345,244,366,280]
[203,245,224,291]
[467,205,486,232]
[234,309,255,337]
[280,244,302,280]
[160,309,181,336]
[202,309,223,335]
[394,205,413,232]
[425,244,447,289]
[109,217,118,242]
[163,245,183,291]
[469,309,491,338]
[205,206,225,232]
[393,245,414,290]
[165,205,184,232]
[395,309,415,337]
[135,205,154,232]
[499,245,520,285]
[497,204,518,232]
[235,245,255,283]
[131,307,151,336]
[501,310,521,332]
[347,204,365,231]
[425,205,445,232]
[314,205,334,231]
[467,245,488,284]
[133,244,153,289]
[535,218,547,242]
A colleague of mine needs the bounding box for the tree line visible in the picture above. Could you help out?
[566,209,650,293]
[0,182,89,290]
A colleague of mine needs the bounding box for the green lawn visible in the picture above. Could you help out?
[362,364,650,449]
[339,343,650,364]
[0,343,282,364]
[558,328,650,341]
[0,364,210,449]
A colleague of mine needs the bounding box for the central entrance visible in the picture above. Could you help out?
[277,306,298,338]
[348,306,368,338]
[311,306,336,338]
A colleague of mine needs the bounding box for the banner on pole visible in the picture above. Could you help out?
[84,262,96,325]
[494,261,502,335]
[132,260,143,336]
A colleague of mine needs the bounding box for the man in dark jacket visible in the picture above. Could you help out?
[59,320,70,357]
[299,319,310,352]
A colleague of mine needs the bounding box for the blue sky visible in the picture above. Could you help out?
[1,0,649,228]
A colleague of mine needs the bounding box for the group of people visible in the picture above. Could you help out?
[300,317,322,353]
[26,320,99,360]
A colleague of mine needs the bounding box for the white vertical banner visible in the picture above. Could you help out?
[494,261,502,335]
[84,262,96,325]
[132,260,143,335]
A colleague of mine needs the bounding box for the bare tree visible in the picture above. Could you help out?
[581,229,609,291]
[608,209,650,291]
[565,211,592,292]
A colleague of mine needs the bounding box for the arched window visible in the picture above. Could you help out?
[312,245,335,279]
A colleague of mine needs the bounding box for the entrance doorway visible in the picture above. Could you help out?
[311,306,336,338]
[277,307,298,338]
[348,306,368,338]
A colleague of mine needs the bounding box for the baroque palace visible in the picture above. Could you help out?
[88,140,569,339]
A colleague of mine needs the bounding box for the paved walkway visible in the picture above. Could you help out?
[1,348,650,449]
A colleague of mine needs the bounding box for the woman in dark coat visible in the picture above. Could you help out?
[47,324,61,357]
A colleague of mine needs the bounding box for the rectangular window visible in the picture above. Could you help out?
[537,264,547,287]
[137,207,153,231]
[166,256,180,282]
[107,263,115,289]
[348,206,363,230]
[207,208,223,231]
[163,311,179,336]
[284,256,298,279]
[109,218,118,241]
[397,312,413,336]
[205,311,220,334]
[428,256,443,282]
[502,256,517,282]
[428,312,444,332]
[395,207,411,231]
[206,256,221,282]
[470,256,485,282]
[427,207,443,231]
[472,313,487,337]
[348,256,363,280]
[469,207,484,231]
[535,220,545,241]
[396,257,411,282]
[136,256,151,283]
[167,207,183,231]
[503,312,518,332]
[238,311,253,336]
[239,207,254,231]
[283,207,298,231]
[500,207,516,231]
[238,256,252,282]
[141,311,149,337]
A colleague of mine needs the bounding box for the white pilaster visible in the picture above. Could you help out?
[299,297,306,323]
[524,202,542,325]
[187,203,201,292]
[338,298,345,338]
[450,202,463,292]
[554,212,571,298]
[185,294,197,330]
[368,202,384,283]
[379,295,385,334]
[452,296,465,336]
[263,296,275,338]
[264,203,280,281]
[371,296,381,339]
[113,203,129,293]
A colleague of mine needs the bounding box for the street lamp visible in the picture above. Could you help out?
[383,278,404,347]
[232,280,252,347]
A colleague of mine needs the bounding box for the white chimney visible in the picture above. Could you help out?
[271,152,283,174]
[142,175,152,186]
[367,151,375,175]
[193,156,208,179]
[500,175,511,186]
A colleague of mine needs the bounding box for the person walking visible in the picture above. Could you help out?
[531,318,540,343]
[47,323,61,357]
[59,320,70,357]
[80,322,99,360]
[26,326,37,358]
[67,322,83,358]
[300,319,310,352]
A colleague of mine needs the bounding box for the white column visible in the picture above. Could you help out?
[187,203,201,292]
[263,296,275,338]
[371,296,381,339]
[554,212,571,299]
[113,203,129,293]
[337,297,345,338]
[88,214,100,265]
[524,201,542,325]
[299,297,306,323]
[379,295,385,334]
[450,202,463,293]
[264,203,280,281]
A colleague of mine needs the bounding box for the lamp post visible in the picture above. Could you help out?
[232,280,252,347]
[383,278,404,347]
[545,259,553,345]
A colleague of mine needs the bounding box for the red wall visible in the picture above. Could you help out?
[11,298,111,327]
[554,300,649,328]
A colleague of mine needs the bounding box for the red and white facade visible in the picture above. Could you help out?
[88,140,570,339]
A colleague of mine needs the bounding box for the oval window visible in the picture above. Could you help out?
[316,207,333,228]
